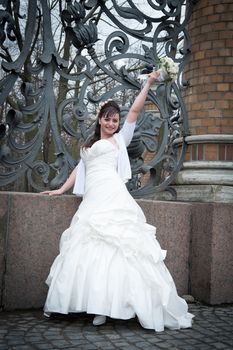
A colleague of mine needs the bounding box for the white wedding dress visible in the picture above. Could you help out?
[44,139,194,332]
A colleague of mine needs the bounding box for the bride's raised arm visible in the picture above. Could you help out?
[119,70,160,147]
[126,70,160,124]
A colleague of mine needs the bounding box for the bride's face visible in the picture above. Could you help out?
[99,113,120,137]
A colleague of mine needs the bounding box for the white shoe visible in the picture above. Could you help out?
[43,312,51,318]
[93,315,106,326]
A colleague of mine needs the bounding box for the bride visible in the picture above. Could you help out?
[42,71,194,332]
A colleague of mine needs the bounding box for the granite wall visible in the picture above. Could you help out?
[0,192,232,310]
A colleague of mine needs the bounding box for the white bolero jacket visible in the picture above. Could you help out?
[73,120,136,197]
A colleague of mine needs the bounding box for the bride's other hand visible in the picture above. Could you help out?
[40,167,77,196]
[40,189,63,196]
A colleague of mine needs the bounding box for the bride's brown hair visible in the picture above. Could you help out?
[84,100,121,148]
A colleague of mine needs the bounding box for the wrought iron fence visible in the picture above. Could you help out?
[0,0,195,197]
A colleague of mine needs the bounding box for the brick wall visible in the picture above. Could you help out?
[140,2,233,179]
[183,0,233,137]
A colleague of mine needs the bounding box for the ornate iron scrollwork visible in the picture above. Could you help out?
[0,0,195,196]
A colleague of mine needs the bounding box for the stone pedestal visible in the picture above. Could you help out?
[171,134,233,202]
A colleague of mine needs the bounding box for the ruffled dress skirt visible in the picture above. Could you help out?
[44,140,194,331]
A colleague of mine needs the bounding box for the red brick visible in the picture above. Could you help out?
[190,119,203,127]
[207,14,220,23]
[202,101,215,109]
[197,144,204,160]
[188,20,196,31]
[219,31,233,39]
[215,4,227,13]
[211,57,225,65]
[208,92,224,100]
[196,1,209,9]
[214,40,226,48]
[226,145,233,161]
[190,76,203,85]
[191,103,202,111]
[225,57,233,65]
[202,83,216,92]
[219,48,232,56]
[220,13,233,22]
[219,144,226,161]
[221,126,233,134]
[217,83,230,91]
[190,61,199,70]
[196,16,210,27]
[204,66,217,74]
[224,92,233,99]
[199,41,212,50]
[210,75,223,83]
[227,22,233,30]
[226,39,233,47]
[200,59,211,67]
[184,152,191,162]
[207,126,221,134]
[215,100,229,109]
[202,6,214,16]
[208,110,223,118]
[201,24,213,33]
[191,144,197,160]
[201,118,216,127]
[215,118,232,126]
[205,144,218,161]
[190,27,201,37]
[205,50,220,58]
[214,22,228,31]
[187,112,197,120]
[195,127,208,135]
[196,94,208,102]
[194,51,205,60]
[191,43,200,53]
[196,110,208,118]
[205,32,219,41]
[217,66,233,74]
[222,110,233,118]
[193,68,203,78]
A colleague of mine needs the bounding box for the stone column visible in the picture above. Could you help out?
[174,0,233,202]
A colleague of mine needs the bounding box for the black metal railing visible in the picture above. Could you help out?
[0,0,195,196]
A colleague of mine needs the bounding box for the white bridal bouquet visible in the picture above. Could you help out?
[138,56,179,84]
[157,56,179,82]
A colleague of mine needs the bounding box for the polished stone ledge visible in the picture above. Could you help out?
[174,134,233,145]
[182,161,233,169]
[0,191,232,310]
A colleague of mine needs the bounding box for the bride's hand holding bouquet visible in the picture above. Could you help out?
[138,56,179,85]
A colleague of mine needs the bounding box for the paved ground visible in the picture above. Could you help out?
[0,302,232,350]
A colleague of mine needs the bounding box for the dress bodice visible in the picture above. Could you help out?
[81,139,119,174]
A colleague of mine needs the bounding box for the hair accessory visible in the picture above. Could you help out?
[96,99,113,115]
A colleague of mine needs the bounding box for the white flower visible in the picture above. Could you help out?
[157,56,179,82]
[96,99,113,116]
